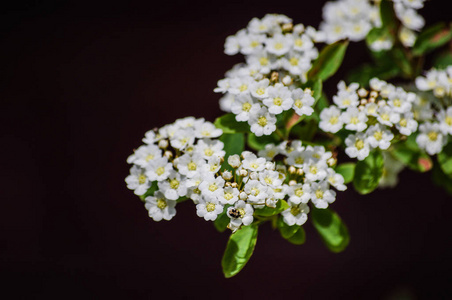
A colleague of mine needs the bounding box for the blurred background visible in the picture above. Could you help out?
[1,0,451,298]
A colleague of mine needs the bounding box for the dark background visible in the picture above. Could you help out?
[1,1,451,299]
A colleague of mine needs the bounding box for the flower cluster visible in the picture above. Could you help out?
[215,14,320,137]
[319,0,425,48]
[125,117,224,221]
[319,79,419,160]
[410,67,452,155]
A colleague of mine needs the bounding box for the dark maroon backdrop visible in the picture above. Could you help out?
[2,1,451,299]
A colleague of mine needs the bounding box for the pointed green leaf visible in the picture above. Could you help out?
[335,162,355,184]
[392,141,432,173]
[277,216,300,239]
[311,207,349,253]
[432,50,452,69]
[222,224,258,278]
[307,40,348,81]
[412,22,452,56]
[214,113,250,134]
[353,150,384,195]
[254,200,289,217]
[379,0,397,31]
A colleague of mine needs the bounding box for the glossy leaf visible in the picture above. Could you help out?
[311,207,350,253]
[222,224,258,278]
[379,0,397,32]
[433,50,452,69]
[214,113,249,134]
[307,40,348,81]
[335,162,355,184]
[353,150,384,195]
[277,217,300,239]
[392,142,432,173]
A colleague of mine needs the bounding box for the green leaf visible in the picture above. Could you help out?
[412,22,452,56]
[353,150,384,195]
[307,40,348,81]
[287,227,306,245]
[290,118,318,142]
[214,205,231,233]
[432,50,452,69]
[220,133,245,171]
[277,216,301,239]
[254,200,289,217]
[222,224,258,278]
[379,0,397,32]
[247,132,280,151]
[139,181,158,201]
[392,142,432,173]
[390,46,413,78]
[214,113,250,134]
[311,207,350,253]
[438,142,452,178]
[335,162,355,184]
[366,27,394,51]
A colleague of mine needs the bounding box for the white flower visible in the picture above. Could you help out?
[292,88,314,116]
[238,33,266,55]
[395,113,418,136]
[196,196,224,221]
[157,170,187,200]
[195,121,222,139]
[128,144,162,167]
[326,168,347,191]
[227,200,254,232]
[379,151,405,188]
[244,180,268,204]
[219,93,235,112]
[231,93,261,122]
[310,181,336,209]
[170,128,195,150]
[287,183,311,204]
[370,36,393,52]
[258,143,280,160]
[395,4,425,30]
[366,124,394,150]
[199,176,225,199]
[303,160,328,182]
[242,153,267,172]
[144,191,177,221]
[281,201,309,226]
[218,186,240,205]
[250,78,270,99]
[333,88,359,109]
[125,165,150,196]
[281,51,311,75]
[438,107,452,135]
[224,35,240,55]
[227,154,241,168]
[248,107,277,136]
[416,122,447,155]
[341,107,368,132]
[377,105,400,126]
[345,133,370,161]
[258,169,282,187]
[145,157,173,181]
[319,106,343,133]
[399,26,417,47]
[195,139,225,160]
[263,83,293,114]
[265,33,292,56]
[175,153,206,178]
[387,89,413,114]
[202,155,222,174]
[286,149,310,167]
[347,19,372,42]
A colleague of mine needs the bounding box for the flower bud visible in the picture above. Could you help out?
[249,172,258,180]
[370,91,378,99]
[265,161,275,170]
[360,99,367,106]
[282,75,292,85]
[270,71,279,83]
[231,182,238,188]
[288,166,296,174]
[296,168,304,176]
[158,139,169,149]
[164,150,173,159]
[289,180,297,186]
[222,170,233,180]
[239,169,248,177]
[225,182,232,187]
[282,23,293,32]
[228,154,241,168]
[357,88,368,98]
[327,157,337,167]
[239,192,248,200]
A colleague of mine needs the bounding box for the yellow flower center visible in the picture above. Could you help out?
[170,179,180,189]
[206,203,216,212]
[446,116,452,126]
[295,38,303,47]
[258,116,268,126]
[239,84,248,92]
[428,131,438,141]
[204,148,213,156]
[156,199,167,209]
[259,57,269,66]
[289,57,299,66]
[393,99,401,107]
[208,184,218,192]
[273,97,283,106]
[355,139,364,150]
[145,154,154,162]
[329,116,338,125]
[315,189,324,199]
[290,206,301,216]
[256,88,265,95]
[224,192,233,200]
[373,131,383,141]
[399,119,407,127]
[274,42,284,50]
[295,188,303,197]
[187,162,197,171]
[294,99,303,108]
[295,157,304,164]
[138,175,146,185]
[156,166,165,176]
[309,166,318,174]
[350,116,359,124]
